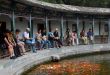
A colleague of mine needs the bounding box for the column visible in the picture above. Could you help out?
[92,18,95,44]
[60,16,64,41]
[11,10,16,35]
[28,12,33,38]
[28,12,36,53]
[45,15,49,35]
[76,16,79,45]
[108,19,110,43]
[11,1,16,35]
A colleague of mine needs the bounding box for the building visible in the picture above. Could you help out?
[0,0,110,43]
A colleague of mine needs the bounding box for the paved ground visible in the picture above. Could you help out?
[0,44,110,75]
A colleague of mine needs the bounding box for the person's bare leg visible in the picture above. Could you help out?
[18,43,25,54]
[21,43,26,53]
[8,45,14,57]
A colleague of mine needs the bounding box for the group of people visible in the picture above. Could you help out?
[64,28,78,46]
[64,28,94,46]
[1,29,26,59]
[0,26,64,59]
[0,22,94,59]
[80,29,94,44]
[23,28,63,52]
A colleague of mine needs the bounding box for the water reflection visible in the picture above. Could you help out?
[26,54,110,75]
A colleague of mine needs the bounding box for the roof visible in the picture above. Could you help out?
[16,0,110,15]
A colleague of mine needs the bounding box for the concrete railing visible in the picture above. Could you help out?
[0,44,110,75]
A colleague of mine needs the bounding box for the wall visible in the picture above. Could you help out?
[50,20,61,36]
[79,19,100,36]
[100,21,108,35]
[15,17,28,37]
[0,15,108,38]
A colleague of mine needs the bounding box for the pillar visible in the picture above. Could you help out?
[28,12,33,38]
[76,16,79,45]
[60,16,64,41]
[108,19,110,43]
[11,1,16,35]
[92,18,95,44]
[11,10,16,35]
[45,15,49,35]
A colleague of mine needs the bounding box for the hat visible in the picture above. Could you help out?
[55,28,58,31]
[26,28,30,31]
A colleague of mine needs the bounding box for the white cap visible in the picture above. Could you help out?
[26,28,30,31]
[55,28,58,31]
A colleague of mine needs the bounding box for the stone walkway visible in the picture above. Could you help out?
[0,44,110,75]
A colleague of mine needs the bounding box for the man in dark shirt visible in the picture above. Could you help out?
[42,29,46,37]
[53,28,63,48]
[54,28,59,37]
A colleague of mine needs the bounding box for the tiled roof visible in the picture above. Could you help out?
[17,0,110,15]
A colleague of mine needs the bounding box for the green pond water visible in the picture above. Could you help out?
[23,53,110,75]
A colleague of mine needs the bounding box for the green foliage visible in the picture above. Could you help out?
[40,0,110,8]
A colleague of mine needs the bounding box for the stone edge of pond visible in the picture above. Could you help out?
[14,44,110,75]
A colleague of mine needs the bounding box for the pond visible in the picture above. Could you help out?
[23,53,110,75]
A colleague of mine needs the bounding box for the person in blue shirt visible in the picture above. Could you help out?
[87,29,94,44]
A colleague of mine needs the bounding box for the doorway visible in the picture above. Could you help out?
[37,23,45,32]
[72,24,77,32]
[0,21,6,31]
